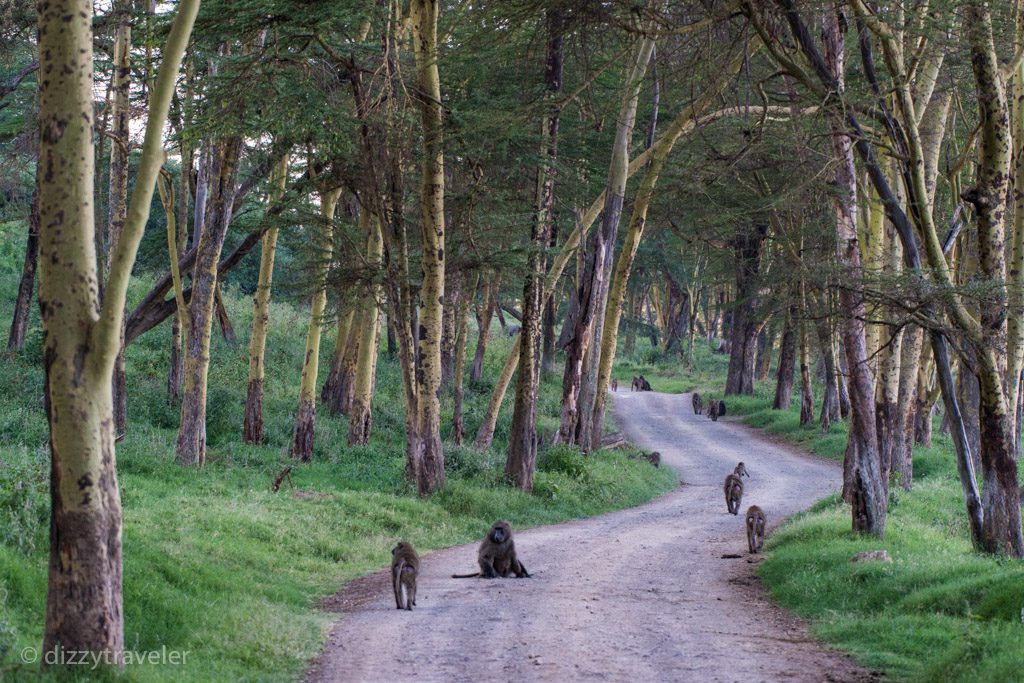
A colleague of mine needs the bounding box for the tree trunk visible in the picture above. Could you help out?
[409,0,447,494]
[440,272,460,387]
[473,336,520,451]
[452,273,477,445]
[815,315,841,432]
[348,212,384,446]
[176,138,242,466]
[39,0,198,664]
[470,275,498,383]
[213,284,238,345]
[893,325,923,490]
[168,141,192,402]
[243,154,289,443]
[290,187,339,461]
[7,189,39,351]
[823,6,885,536]
[321,308,355,416]
[754,326,773,381]
[724,224,768,396]
[107,5,131,437]
[507,8,563,490]
[773,303,798,410]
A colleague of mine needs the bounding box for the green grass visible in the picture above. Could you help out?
[613,338,1024,682]
[0,220,677,682]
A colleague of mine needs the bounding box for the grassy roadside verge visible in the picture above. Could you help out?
[614,341,1024,682]
[0,235,677,681]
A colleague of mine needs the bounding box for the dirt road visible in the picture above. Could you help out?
[307,391,875,682]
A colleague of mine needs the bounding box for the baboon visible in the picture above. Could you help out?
[631,376,641,392]
[692,392,703,415]
[708,399,719,421]
[718,400,727,416]
[733,461,749,478]
[611,378,618,392]
[646,451,661,467]
[639,375,652,391]
[452,520,530,579]
[746,505,766,553]
[391,541,419,610]
[724,473,744,515]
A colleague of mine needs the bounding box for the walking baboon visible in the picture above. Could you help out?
[692,392,703,415]
[724,473,744,515]
[708,399,719,421]
[746,505,766,553]
[646,451,661,467]
[391,541,419,610]
[631,376,640,392]
[452,520,530,578]
[733,461,748,478]
[611,378,618,392]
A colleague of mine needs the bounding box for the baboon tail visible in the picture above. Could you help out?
[451,572,481,578]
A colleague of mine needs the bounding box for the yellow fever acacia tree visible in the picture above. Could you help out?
[36,0,199,663]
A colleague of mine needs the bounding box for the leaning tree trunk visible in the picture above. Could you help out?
[39,0,198,664]
[168,140,192,401]
[823,6,885,536]
[409,0,447,494]
[243,154,289,444]
[348,212,384,446]
[176,138,242,466]
[473,336,520,451]
[7,189,39,351]
[291,187,339,461]
[507,8,563,490]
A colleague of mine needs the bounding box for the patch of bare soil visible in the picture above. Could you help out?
[306,391,881,682]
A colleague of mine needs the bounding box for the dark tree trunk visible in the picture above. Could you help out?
[470,274,499,383]
[724,223,768,396]
[508,8,562,490]
[214,284,238,345]
[773,303,798,410]
[8,190,39,351]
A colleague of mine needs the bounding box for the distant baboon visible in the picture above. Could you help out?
[724,473,744,515]
[452,520,530,579]
[733,461,748,478]
[718,400,727,416]
[611,378,618,392]
[708,400,720,421]
[746,505,766,553]
[646,451,661,467]
[631,376,641,392]
[692,392,703,415]
[391,541,419,610]
[639,375,652,391]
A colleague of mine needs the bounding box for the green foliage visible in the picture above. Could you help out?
[538,443,587,479]
[0,272,676,681]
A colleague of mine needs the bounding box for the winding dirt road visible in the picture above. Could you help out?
[307,391,876,682]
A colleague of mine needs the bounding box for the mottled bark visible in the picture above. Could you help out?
[322,309,356,416]
[409,0,447,494]
[38,0,199,664]
[823,6,885,536]
[452,274,477,445]
[348,212,384,446]
[290,187,339,461]
[507,8,563,489]
[176,138,242,466]
[243,154,288,443]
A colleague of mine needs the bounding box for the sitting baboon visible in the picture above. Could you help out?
[724,473,744,515]
[691,392,703,415]
[638,375,652,391]
[746,505,766,553]
[646,451,661,467]
[452,520,530,579]
[391,541,419,610]
[718,399,727,416]
[631,376,641,392]
[708,399,720,421]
